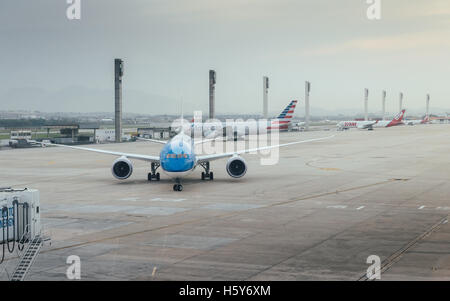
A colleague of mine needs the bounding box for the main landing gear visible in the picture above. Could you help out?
[173,178,183,191]
[148,162,160,181]
[200,161,214,181]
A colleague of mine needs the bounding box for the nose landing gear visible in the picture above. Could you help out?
[173,178,183,191]
[173,184,183,191]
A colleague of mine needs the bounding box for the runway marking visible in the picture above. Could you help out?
[306,159,341,172]
[356,206,365,210]
[390,178,410,182]
[119,197,139,201]
[436,207,450,211]
[326,205,347,209]
[152,267,157,277]
[319,167,341,171]
[151,198,186,202]
[418,205,425,210]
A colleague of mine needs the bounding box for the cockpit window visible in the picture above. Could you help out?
[166,154,188,159]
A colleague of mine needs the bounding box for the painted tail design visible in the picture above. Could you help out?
[387,109,406,127]
[268,100,298,131]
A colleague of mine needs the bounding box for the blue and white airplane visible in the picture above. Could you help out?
[33,133,333,191]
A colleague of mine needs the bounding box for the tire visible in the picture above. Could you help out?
[210,172,214,181]
[148,173,152,181]
[178,185,183,191]
[156,173,160,181]
[173,184,177,191]
[201,172,205,180]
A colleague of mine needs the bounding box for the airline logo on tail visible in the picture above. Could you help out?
[387,109,406,127]
[421,115,429,124]
[268,100,298,131]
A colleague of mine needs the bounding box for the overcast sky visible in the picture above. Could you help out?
[1,0,449,115]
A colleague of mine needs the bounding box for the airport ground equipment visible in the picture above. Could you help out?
[0,188,47,281]
[10,236,43,281]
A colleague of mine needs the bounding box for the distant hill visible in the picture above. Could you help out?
[0,86,205,115]
[1,86,449,117]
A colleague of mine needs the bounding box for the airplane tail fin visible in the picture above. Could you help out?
[387,109,406,127]
[268,100,298,131]
[276,100,298,119]
[422,115,430,124]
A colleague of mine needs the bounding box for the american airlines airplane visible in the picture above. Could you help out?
[188,100,298,139]
[32,132,333,191]
[337,109,406,130]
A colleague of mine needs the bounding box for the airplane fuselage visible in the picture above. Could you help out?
[159,133,196,178]
[188,120,289,138]
[337,120,376,130]
[404,119,427,125]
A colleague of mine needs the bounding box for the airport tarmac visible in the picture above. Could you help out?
[1,124,449,280]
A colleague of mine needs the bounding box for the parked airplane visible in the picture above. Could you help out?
[373,109,406,128]
[404,115,429,126]
[337,109,406,130]
[32,132,333,191]
[187,100,298,139]
[336,120,378,131]
[293,121,305,127]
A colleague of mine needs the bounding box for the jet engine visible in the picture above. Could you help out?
[111,156,133,179]
[226,156,247,178]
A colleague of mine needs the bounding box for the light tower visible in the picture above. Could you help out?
[114,59,124,143]
[209,70,216,119]
[364,88,369,121]
[399,92,403,113]
[305,81,311,131]
[426,94,430,118]
[263,76,269,119]
[382,90,386,120]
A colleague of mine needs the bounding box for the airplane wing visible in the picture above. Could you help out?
[136,137,168,144]
[30,141,160,163]
[196,135,334,163]
[359,121,377,129]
